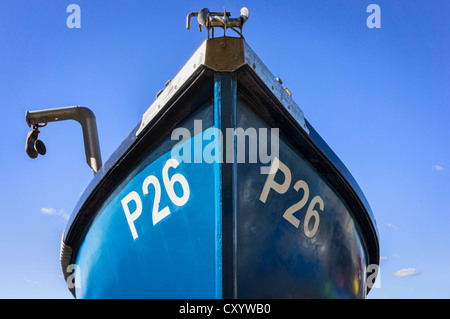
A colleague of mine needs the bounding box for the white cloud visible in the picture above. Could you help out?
[58,209,70,220]
[393,268,421,277]
[24,278,39,285]
[387,223,398,230]
[380,256,388,261]
[432,164,445,171]
[40,207,70,220]
[40,207,56,215]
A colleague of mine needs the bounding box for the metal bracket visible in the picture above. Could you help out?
[25,106,102,175]
[187,7,249,39]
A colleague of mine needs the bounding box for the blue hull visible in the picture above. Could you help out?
[61,38,379,299]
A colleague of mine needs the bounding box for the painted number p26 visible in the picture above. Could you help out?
[259,157,325,238]
[121,158,190,240]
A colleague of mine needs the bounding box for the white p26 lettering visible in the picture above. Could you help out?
[121,158,190,239]
[259,157,325,238]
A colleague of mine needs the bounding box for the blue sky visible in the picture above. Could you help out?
[0,0,449,298]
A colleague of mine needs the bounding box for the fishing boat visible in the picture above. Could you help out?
[25,8,379,298]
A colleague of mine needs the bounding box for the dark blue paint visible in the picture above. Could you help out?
[235,103,366,298]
